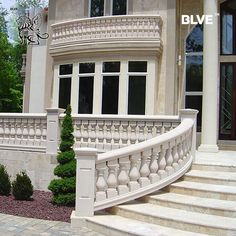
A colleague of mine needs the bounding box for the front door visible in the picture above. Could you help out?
[219,63,236,140]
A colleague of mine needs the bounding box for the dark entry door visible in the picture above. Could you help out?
[219,63,236,140]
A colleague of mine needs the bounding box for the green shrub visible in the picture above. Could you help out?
[0,164,11,196]
[48,105,76,206]
[12,171,33,200]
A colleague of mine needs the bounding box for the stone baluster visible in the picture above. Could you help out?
[158,144,167,179]
[117,157,130,195]
[129,121,137,144]
[163,122,171,133]
[9,119,16,145]
[149,147,160,183]
[96,163,108,201]
[112,121,121,149]
[107,160,118,198]
[104,121,112,151]
[81,120,89,147]
[0,119,3,143]
[28,119,35,146]
[165,142,174,174]
[172,139,180,171]
[89,120,97,148]
[97,120,105,151]
[177,138,184,166]
[139,151,151,187]
[35,119,42,146]
[21,119,28,146]
[154,122,162,136]
[3,119,10,143]
[15,119,22,145]
[74,120,82,148]
[129,153,141,191]
[146,122,153,140]
[121,121,128,147]
[137,122,145,143]
[41,119,47,147]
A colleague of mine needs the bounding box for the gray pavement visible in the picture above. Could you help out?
[0,213,104,236]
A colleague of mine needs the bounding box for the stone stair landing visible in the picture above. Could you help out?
[74,151,236,236]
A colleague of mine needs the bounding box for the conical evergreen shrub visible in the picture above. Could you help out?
[48,105,76,206]
[0,164,11,196]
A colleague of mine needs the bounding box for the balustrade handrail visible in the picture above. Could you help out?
[51,14,162,28]
[97,118,193,164]
[0,113,46,118]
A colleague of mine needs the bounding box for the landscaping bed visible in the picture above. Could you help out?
[0,190,74,222]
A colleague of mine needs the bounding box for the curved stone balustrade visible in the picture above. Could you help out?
[68,114,180,152]
[0,114,47,152]
[73,109,198,218]
[50,15,163,56]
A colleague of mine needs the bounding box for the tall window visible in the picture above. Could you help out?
[128,61,147,115]
[112,0,127,15]
[78,63,95,114]
[185,24,203,132]
[102,62,120,114]
[90,0,104,17]
[58,64,72,109]
[221,0,236,55]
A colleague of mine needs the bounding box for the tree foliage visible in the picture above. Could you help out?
[48,105,76,206]
[0,3,25,112]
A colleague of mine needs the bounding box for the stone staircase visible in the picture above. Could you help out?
[80,152,236,236]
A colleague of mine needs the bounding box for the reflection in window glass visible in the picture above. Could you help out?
[59,78,71,109]
[113,0,127,15]
[90,0,104,17]
[129,61,147,72]
[128,76,146,115]
[102,76,119,114]
[185,96,202,132]
[220,64,233,135]
[103,62,120,73]
[78,77,94,114]
[186,24,203,53]
[186,55,203,92]
[222,12,233,54]
[59,64,73,75]
[79,63,95,74]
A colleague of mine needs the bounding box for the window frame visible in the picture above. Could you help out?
[111,0,128,16]
[89,0,106,18]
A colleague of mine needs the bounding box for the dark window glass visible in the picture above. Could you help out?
[186,55,203,92]
[185,95,202,132]
[220,64,233,135]
[186,24,203,53]
[79,63,95,74]
[112,0,127,15]
[78,77,94,114]
[103,62,120,73]
[128,76,146,115]
[102,76,119,114]
[90,0,104,17]
[59,64,73,75]
[129,61,147,72]
[59,78,71,109]
[221,10,234,54]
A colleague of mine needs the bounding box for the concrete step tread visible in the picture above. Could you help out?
[170,181,236,194]
[146,192,236,212]
[115,202,236,230]
[185,170,236,181]
[88,214,208,236]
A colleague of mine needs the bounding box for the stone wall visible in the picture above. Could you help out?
[0,151,57,191]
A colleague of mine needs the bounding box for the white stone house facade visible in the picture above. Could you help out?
[23,0,236,153]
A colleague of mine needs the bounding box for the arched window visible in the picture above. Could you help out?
[185,24,203,132]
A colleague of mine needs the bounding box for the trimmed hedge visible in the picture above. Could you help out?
[12,171,33,200]
[0,164,11,196]
[48,105,76,206]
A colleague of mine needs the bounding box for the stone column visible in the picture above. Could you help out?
[198,0,219,153]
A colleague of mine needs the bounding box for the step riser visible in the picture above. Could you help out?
[168,186,236,201]
[110,207,236,236]
[183,176,236,186]
[86,220,134,236]
[142,196,236,218]
[192,164,236,173]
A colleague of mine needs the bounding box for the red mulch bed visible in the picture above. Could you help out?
[0,190,74,222]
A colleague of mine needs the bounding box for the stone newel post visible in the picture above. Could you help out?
[74,148,98,217]
[46,108,64,154]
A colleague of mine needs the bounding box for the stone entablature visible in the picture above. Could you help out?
[50,15,163,56]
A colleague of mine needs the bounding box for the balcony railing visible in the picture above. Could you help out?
[50,15,163,56]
